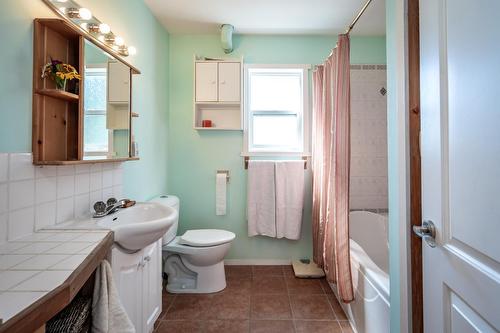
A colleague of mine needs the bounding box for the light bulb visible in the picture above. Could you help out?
[99,23,110,34]
[128,46,137,56]
[115,36,124,46]
[78,8,92,20]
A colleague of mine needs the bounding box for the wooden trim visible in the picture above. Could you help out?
[33,157,139,165]
[408,0,423,331]
[0,233,114,333]
[78,36,85,160]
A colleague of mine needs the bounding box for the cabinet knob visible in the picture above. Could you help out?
[144,255,151,262]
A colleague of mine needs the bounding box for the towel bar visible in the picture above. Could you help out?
[244,156,307,170]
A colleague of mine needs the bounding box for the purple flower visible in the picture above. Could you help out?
[50,58,62,66]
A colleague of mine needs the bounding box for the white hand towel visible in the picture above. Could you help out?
[92,260,135,333]
[216,173,227,215]
[275,160,305,240]
[247,160,276,237]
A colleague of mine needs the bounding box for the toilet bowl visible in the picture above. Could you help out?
[150,195,235,293]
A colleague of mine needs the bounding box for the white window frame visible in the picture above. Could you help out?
[83,65,113,158]
[243,64,311,156]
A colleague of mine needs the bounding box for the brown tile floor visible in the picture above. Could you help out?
[154,265,353,333]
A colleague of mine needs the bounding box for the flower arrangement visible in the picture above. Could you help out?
[41,59,81,91]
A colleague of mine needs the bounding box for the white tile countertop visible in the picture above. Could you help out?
[0,229,111,325]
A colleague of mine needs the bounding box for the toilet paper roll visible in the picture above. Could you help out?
[216,173,227,215]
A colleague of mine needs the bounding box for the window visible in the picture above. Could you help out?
[244,65,309,154]
[84,66,109,157]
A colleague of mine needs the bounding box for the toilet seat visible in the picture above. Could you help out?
[179,229,235,247]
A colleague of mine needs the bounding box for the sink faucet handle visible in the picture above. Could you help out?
[106,198,118,207]
[93,201,107,215]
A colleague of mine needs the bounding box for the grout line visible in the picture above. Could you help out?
[283,267,298,333]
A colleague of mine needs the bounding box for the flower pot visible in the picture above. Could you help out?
[55,78,67,91]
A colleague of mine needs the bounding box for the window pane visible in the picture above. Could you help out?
[84,115,108,152]
[84,71,107,111]
[249,73,302,112]
[252,114,299,149]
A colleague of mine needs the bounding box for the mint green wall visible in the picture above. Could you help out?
[0,0,169,200]
[168,34,386,260]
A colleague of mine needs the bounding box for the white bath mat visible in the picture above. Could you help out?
[292,260,325,278]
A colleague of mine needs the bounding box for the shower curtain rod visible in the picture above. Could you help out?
[345,0,374,34]
[313,0,374,69]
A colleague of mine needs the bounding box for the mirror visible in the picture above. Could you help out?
[83,39,131,160]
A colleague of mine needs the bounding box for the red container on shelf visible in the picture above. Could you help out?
[202,120,213,127]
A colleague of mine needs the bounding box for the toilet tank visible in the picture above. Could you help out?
[150,195,179,246]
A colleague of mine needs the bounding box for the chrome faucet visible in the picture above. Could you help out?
[93,198,128,218]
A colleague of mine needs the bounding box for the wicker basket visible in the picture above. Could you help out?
[46,296,92,333]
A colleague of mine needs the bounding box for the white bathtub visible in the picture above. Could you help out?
[331,211,390,333]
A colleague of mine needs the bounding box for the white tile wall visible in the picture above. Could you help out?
[350,65,388,210]
[0,153,124,242]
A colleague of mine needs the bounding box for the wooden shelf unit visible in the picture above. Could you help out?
[32,19,83,164]
[32,19,140,165]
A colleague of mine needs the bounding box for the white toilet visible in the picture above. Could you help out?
[151,195,235,293]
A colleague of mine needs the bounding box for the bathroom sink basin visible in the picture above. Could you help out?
[97,202,177,251]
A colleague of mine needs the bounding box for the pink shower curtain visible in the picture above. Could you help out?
[311,34,354,303]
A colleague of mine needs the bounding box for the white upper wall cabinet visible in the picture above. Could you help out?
[193,57,243,130]
[108,61,131,103]
[195,62,218,102]
[218,62,241,102]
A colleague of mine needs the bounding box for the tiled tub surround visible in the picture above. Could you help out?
[349,65,388,210]
[0,153,123,242]
[0,229,111,324]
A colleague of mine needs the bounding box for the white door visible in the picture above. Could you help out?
[218,62,240,102]
[142,241,162,333]
[111,247,143,332]
[195,62,218,102]
[420,0,500,332]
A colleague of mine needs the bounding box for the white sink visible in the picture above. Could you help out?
[97,202,177,251]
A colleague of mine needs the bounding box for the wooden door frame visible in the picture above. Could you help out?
[408,0,423,332]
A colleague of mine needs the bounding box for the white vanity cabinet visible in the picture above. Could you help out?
[193,57,243,130]
[142,241,162,333]
[111,239,162,333]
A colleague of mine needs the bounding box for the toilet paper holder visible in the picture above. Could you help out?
[217,170,230,183]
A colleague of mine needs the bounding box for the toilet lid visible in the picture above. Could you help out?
[179,229,236,247]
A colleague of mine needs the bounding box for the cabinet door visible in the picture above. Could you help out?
[111,247,143,332]
[218,62,240,102]
[108,61,130,103]
[195,62,218,102]
[142,241,162,333]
